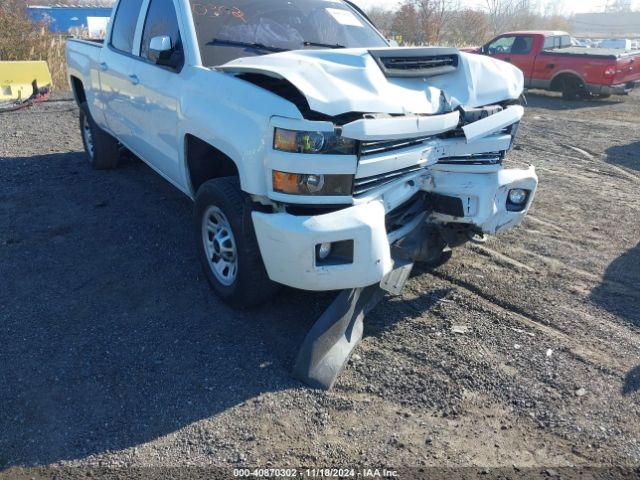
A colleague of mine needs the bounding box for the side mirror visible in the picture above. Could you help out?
[149,35,173,64]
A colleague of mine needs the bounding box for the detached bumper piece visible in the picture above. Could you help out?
[292,208,445,390]
[291,262,418,389]
[292,284,384,390]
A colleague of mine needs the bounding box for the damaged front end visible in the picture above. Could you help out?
[219,46,537,292]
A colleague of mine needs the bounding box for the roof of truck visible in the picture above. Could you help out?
[503,31,569,36]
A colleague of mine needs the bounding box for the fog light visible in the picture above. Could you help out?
[303,174,325,193]
[316,240,354,266]
[317,242,332,260]
[508,188,527,205]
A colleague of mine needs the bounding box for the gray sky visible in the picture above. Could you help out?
[350,0,640,14]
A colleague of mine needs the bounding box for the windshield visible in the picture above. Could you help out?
[189,0,388,66]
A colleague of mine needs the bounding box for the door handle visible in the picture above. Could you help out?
[546,63,555,69]
[128,74,139,85]
[99,62,108,71]
[503,57,511,62]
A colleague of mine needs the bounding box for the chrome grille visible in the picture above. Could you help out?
[359,136,430,156]
[353,165,424,197]
[437,153,503,165]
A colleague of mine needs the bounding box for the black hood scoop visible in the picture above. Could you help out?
[368,47,459,78]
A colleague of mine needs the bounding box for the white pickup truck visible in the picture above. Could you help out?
[66,0,537,308]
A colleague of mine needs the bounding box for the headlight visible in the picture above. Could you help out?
[272,171,353,196]
[273,128,357,155]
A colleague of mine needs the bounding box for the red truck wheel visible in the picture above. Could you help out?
[560,76,588,100]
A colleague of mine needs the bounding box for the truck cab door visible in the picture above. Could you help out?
[124,0,185,184]
[484,35,535,85]
[99,0,145,148]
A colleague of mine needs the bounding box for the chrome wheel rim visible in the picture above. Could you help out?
[82,114,94,160]
[201,206,238,286]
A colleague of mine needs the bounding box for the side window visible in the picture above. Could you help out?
[487,36,515,54]
[140,0,184,70]
[111,0,144,53]
[543,36,555,49]
[544,36,570,50]
[510,35,533,54]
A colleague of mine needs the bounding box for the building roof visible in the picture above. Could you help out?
[571,12,640,36]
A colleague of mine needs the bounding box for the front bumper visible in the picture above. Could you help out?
[252,165,538,291]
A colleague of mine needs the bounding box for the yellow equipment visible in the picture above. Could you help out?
[0,61,52,102]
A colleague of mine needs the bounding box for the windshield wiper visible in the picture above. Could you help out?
[207,38,289,53]
[303,41,346,49]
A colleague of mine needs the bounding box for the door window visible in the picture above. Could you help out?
[110,0,144,53]
[487,35,532,55]
[140,0,184,70]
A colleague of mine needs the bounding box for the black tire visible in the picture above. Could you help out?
[79,101,119,170]
[194,177,279,307]
[421,248,452,269]
[561,76,588,100]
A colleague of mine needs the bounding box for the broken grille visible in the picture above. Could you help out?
[359,136,431,156]
[353,165,425,197]
[437,153,504,165]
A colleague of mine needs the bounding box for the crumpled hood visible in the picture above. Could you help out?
[217,47,524,117]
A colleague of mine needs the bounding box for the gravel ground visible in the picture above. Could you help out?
[0,90,639,475]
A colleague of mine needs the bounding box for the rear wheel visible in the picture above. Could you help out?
[561,76,588,100]
[79,102,119,170]
[195,177,279,307]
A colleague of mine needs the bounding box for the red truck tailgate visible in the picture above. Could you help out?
[614,55,640,84]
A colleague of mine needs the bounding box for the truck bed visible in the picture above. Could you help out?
[542,47,640,60]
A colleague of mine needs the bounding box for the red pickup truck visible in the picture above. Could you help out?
[470,30,640,99]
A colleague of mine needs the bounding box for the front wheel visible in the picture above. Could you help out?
[79,102,120,169]
[194,177,279,308]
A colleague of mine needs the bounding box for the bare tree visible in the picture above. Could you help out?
[412,0,452,44]
[484,0,537,35]
[606,0,633,12]
[391,2,421,45]
[364,6,394,36]
[442,9,491,46]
